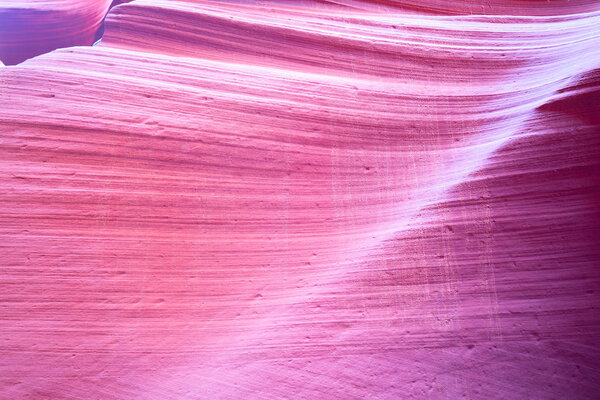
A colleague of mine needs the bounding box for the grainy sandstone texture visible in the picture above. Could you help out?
[1,1,599,399]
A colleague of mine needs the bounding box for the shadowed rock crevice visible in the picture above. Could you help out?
[538,69,600,126]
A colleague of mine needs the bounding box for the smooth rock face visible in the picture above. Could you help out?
[1,1,599,399]
[0,0,113,65]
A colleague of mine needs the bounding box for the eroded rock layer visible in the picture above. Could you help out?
[1,1,599,399]
[0,0,114,65]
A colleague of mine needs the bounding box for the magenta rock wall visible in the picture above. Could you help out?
[1,1,599,399]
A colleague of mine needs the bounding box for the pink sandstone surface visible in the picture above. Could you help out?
[0,0,599,398]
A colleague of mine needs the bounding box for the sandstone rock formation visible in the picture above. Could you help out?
[1,1,599,399]
[0,0,113,65]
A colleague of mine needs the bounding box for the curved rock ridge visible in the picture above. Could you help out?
[1,1,599,399]
[305,0,600,15]
[0,0,113,65]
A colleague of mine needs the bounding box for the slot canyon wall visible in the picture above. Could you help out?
[1,0,599,398]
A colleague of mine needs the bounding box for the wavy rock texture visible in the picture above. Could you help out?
[0,0,113,65]
[1,0,599,399]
